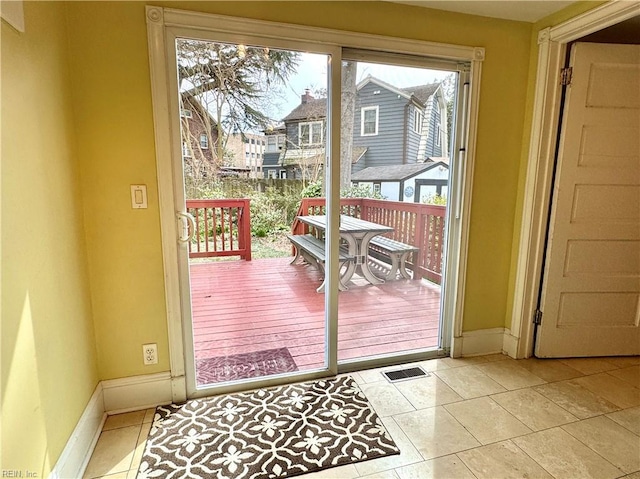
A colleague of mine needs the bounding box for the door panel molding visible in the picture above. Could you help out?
[510,0,640,359]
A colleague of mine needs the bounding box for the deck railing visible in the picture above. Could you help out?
[186,199,251,261]
[293,198,446,283]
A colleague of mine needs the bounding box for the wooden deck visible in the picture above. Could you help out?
[190,257,441,374]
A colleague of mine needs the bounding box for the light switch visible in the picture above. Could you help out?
[130,185,148,209]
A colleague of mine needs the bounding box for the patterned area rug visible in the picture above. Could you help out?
[196,348,299,385]
[137,376,399,479]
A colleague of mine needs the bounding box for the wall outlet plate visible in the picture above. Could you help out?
[142,343,158,365]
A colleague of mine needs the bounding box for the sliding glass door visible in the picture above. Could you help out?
[147,7,479,398]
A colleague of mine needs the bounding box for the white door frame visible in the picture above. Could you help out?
[508,1,640,359]
[146,6,483,401]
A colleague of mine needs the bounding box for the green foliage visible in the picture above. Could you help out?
[177,40,299,134]
[341,184,385,199]
[301,181,324,198]
[423,193,447,205]
[249,186,300,237]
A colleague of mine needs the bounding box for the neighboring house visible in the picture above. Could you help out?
[277,77,449,179]
[352,76,448,173]
[352,158,449,202]
[263,123,287,179]
[225,132,267,178]
[279,90,327,180]
[179,93,219,174]
[180,93,266,178]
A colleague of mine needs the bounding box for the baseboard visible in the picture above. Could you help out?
[502,329,519,358]
[459,328,506,357]
[49,383,106,479]
[50,372,174,478]
[102,371,173,413]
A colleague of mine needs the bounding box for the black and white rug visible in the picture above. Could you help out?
[137,376,399,479]
[196,348,299,385]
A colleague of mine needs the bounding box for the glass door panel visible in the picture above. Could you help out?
[336,58,457,365]
[174,37,332,388]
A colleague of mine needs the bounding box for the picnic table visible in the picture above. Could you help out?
[296,214,394,288]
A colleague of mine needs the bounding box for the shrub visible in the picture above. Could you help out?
[341,184,385,199]
[301,181,323,198]
[422,193,447,205]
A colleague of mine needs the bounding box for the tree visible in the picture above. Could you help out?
[340,61,357,190]
[176,40,299,174]
[441,73,457,148]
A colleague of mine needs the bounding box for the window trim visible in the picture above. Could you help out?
[298,121,324,146]
[413,108,423,134]
[360,106,379,136]
[180,109,192,118]
[181,141,191,158]
[199,133,209,149]
[435,120,441,147]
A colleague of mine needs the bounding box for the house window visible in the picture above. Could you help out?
[299,121,323,145]
[279,170,287,179]
[180,109,192,118]
[373,183,381,194]
[200,134,208,149]
[414,109,423,134]
[266,136,278,152]
[436,120,442,147]
[182,141,191,157]
[361,106,379,136]
[268,170,277,179]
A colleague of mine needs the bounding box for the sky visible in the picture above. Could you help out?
[273,52,453,121]
[179,41,454,131]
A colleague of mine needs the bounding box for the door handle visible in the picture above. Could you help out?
[177,211,196,243]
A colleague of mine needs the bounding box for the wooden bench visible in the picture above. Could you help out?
[369,236,419,280]
[287,234,354,292]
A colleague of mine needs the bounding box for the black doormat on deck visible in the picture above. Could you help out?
[137,376,399,478]
[196,348,299,385]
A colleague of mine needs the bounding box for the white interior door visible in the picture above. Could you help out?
[536,42,640,358]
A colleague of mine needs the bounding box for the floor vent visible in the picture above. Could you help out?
[383,366,428,382]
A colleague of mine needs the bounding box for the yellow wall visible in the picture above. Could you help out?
[1,2,99,476]
[504,1,606,330]
[66,1,170,380]
[1,1,607,474]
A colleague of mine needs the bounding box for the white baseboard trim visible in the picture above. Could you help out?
[502,329,520,359]
[102,371,173,414]
[51,372,174,478]
[49,383,106,479]
[459,328,506,357]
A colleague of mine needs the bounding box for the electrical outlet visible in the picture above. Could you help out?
[142,343,158,365]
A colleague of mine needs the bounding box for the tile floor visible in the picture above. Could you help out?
[84,355,640,479]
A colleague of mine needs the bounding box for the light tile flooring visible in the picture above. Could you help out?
[85,355,640,479]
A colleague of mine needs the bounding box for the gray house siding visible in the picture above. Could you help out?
[406,105,422,163]
[262,152,280,178]
[425,96,443,157]
[354,82,410,169]
[285,122,300,148]
[352,160,367,174]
